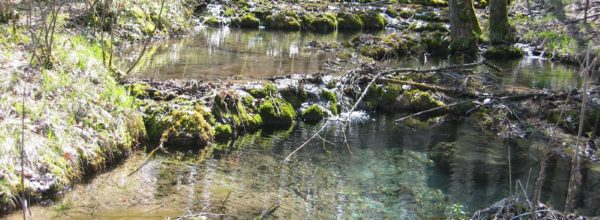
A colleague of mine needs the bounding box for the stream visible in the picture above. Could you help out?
[6,27,599,219]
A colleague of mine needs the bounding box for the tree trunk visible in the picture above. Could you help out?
[449,0,482,54]
[489,0,514,44]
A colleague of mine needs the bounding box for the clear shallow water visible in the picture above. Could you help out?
[117,27,368,80]
[7,115,600,219]
[119,27,584,91]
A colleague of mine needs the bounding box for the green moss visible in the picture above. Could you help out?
[258,98,296,128]
[358,11,386,30]
[204,16,221,26]
[309,13,337,33]
[360,45,389,60]
[126,83,151,98]
[214,123,233,141]
[329,102,340,115]
[249,83,277,98]
[385,6,399,18]
[413,0,448,6]
[321,89,337,102]
[213,91,263,132]
[337,12,364,31]
[483,46,524,59]
[266,12,301,30]
[280,87,308,108]
[301,104,325,124]
[239,13,260,29]
[168,107,215,146]
[144,104,214,147]
[399,10,415,19]
[398,89,445,111]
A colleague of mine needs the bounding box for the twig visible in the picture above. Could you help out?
[284,121,329,162]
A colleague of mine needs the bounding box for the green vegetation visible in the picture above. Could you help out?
[266,11,302,31]
[358,11,386,30]
[337,12,364,31]
[483,45,523,59]
[258,98,296,128]
[238,13,260,29]
[214,123,233,140]
[301,104,325,124]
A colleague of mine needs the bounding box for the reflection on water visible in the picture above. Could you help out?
[9,115,600,219]
[120,27,584,92]
[490,58,582,91]
[117,27,363,80]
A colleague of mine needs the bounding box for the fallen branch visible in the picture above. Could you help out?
[394,101,467,123]
[376,78,479,98]
[284,121,329,162]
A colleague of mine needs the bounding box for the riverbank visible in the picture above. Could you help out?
[0,0,197,214]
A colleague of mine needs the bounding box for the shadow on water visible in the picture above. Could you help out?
[8,115,600,219]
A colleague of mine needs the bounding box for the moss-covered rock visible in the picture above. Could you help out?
[397,89,445,111]
[144,104,215,148]
[214,123,233,141]
[266,11,301,31]
[249,83,277,98]
[321,89,337,102]
[204,16,221,26]
[258,98,296,128]
[238,13,260,29]
[399,10,415,19]
[126,83,151,98]
[483,45,524,59]
[301,104,325,124]
[337,12,364,31]
[358,11,386,30]
[213,90,263,132]
[309,13,337,33]
[412,22,448,32]
[359,45,390,60]
[280,87,308,108]
[428,142,457,172]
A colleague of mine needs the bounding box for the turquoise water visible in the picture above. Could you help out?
[8,115,600,219]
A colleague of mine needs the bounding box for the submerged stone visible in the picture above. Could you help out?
[428,142,458,172]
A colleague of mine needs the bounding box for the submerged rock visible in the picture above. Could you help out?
[428,142,458,172]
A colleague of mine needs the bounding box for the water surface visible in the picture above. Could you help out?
[7,115,600,219]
